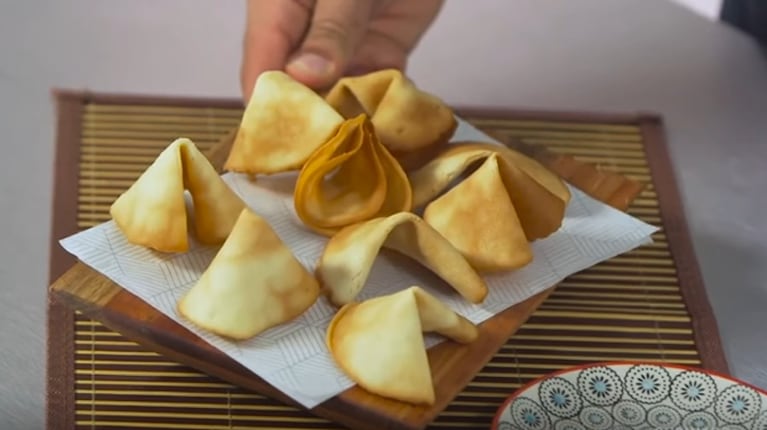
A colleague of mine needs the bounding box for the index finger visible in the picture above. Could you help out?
[240,0,313,101]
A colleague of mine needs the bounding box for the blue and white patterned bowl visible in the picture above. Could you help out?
[492,362,767,430]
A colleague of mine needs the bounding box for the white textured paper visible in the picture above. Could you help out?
[59,118,659,409]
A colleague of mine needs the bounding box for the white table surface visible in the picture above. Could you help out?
[1,1,765,428]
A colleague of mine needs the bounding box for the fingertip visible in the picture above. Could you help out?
[285,52,341,90]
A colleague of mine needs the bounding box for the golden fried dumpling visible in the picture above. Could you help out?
[327,286,478,405]
[294,114,412,236]
[410,142,571,241]
[224,71,345,175]
[110,138,245,253]
[423,154,533,272]
[324,69,457,156]
[316,212,488,306]
[409,142,571,272]
[178,208,320,340]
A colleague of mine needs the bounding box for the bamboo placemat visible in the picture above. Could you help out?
[47,91,728,430]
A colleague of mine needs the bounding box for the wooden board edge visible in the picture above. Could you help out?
[49,260,556,430]
[638,116,730,374]
[49,87,657,127]
[46,90,83,430]
[50,88,245,110]
[321,288,556,430]
[49,270,305,408]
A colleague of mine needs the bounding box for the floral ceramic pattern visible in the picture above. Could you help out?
[625,364,672,404]
[540,376,582,418]
[715,384,762,424]
[670,369,717,411]
[509,397,550,430]
[494,363,767,430]
[577,365,624,406]
[612,400,646,426]
[646,404,682,428]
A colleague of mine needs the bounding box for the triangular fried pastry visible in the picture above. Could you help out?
[294,114,412,236]
[316,212,488,306]
[324,69,457,156]
[409,141,571,241]
[110,138,188,253]
[424,154,533,272]
[180,140,246,245]
[178,208,320,340]
[409,144,494,208]
[327,286,478,405]
[224,71,345,175]
[110,138,246,253]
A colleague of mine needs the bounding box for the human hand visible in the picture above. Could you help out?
[240,0,444,101]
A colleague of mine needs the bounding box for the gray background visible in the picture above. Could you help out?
[1,1,765,428]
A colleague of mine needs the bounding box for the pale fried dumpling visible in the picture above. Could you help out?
[294,114,412,237]
[224,71,345,175]
[424,154,533,272]
[110,138,246,253]
[409,142,571,242]
[326,286,478,405]
[180,140,246,245]
[110,138,187,253]
[324,69,457,156]
[178,208,320,340]
[316,212,488,306]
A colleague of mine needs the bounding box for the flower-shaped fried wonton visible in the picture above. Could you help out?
[316,212,488,306]
[110,137,245,253]
[224,71,345,175]
[324,69,457,158]
[178,207,320,340]
[294,114,412,236]
[409,142,571,272]
[327,286,478,405]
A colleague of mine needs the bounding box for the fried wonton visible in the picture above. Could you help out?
[327,286,478,405]
[224,71,345,175]
[410,142,571,241]
[324,69,457,157]
[110,138,245,253]
[294,114,412,236]
[316,212,488,306]
[424,154,533,272]
[180,139,248,246]
[408,142,571,272]
[178,208,320,340]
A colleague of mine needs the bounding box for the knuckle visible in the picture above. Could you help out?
[310,18,354,41]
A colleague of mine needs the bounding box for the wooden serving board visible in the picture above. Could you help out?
[49,124,645,430]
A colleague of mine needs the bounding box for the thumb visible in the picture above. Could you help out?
[286,0,374,89]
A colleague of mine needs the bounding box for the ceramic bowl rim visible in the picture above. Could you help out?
[491,360,767,430]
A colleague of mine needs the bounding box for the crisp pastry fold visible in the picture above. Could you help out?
[423,154,533,272]
[315,211,488,306]
[178,208,320,340]
[110,137,245,253]
[294,114,412,236]
[327,286,478,405]
[224,71,345,175]
[324,69,457,159]
[409,142,571,271]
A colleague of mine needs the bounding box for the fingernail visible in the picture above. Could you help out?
[288,53,334,76]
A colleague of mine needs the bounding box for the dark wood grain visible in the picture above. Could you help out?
[46,89,83,430]
[48,124,645,430]
[639,118,730,374]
